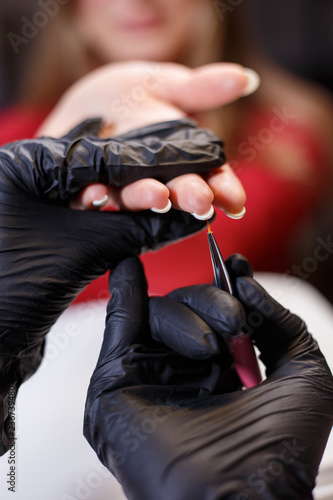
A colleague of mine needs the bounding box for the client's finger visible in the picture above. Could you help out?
[116,179,170,212]
[70,183,109,210]
[70,179,170,211]
[72,174,214,215]
[204,163,246,216]
[166,173,214,217]
[155,63,260,113]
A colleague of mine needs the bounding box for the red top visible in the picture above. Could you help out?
[0,105,326,300]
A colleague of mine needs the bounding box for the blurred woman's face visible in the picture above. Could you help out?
[74,0,218,64]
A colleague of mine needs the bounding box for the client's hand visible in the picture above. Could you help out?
[84,255,333,500]
[0,118,220,455]
[37,61,255,215]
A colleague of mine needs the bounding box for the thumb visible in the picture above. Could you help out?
[84,256,149,457]
[94,256,149,369]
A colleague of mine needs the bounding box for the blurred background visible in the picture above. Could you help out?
[1,0,332,105]
[248,0,333,303]
[251,0,333,94]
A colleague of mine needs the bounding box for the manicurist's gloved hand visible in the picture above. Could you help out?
[0,117,224,455]
[84,255,333,500]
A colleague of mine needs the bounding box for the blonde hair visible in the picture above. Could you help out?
[18,4,91,106]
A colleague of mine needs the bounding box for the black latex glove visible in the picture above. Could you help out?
[84,255,333,500]
[0,117,224,455]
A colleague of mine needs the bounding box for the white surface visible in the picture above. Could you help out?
[0,299,126,500]
[0,274,332,499]
[256,273,333,500]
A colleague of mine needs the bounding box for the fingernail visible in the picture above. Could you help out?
[191,205,215,221]
[223,207,246,219]
[150,199,172,214]
[92,194,109,207]
[242,68,260,96]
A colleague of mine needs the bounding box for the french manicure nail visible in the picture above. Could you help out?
[92,195,109,207]
[191,205,215,221]
[223,207,246,219]
[242,68,260,96]
[150,199,172,214]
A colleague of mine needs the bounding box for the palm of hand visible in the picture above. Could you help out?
[37,61,249,138]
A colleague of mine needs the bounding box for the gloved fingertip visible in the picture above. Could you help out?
[234,276,267,308]
[149,295,221,360]
[168,284,246,339]
[225,253,253,280]
[62,118,103,140]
